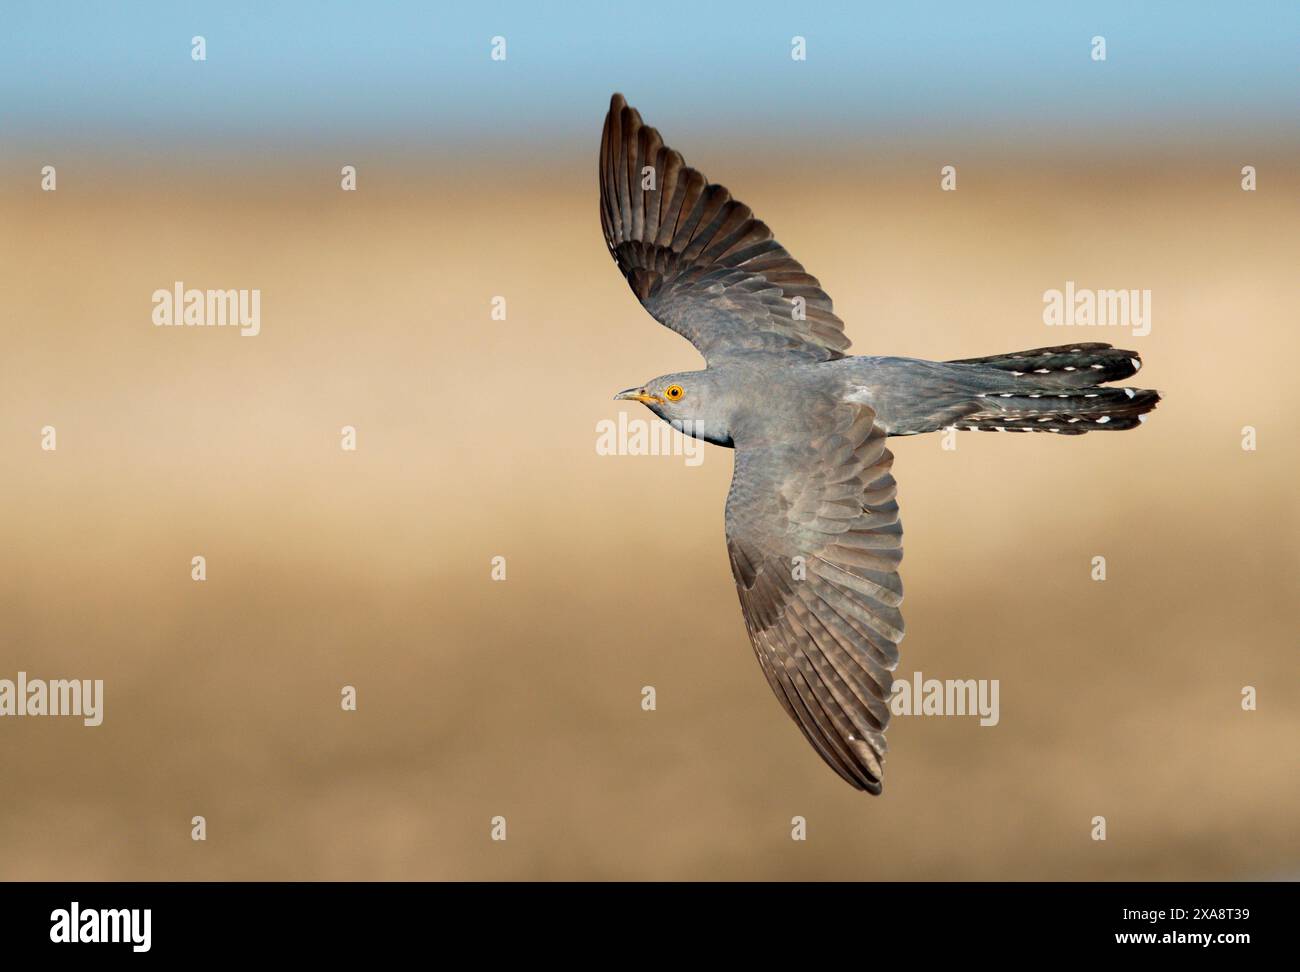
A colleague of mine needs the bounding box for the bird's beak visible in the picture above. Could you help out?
[614,387,663,405]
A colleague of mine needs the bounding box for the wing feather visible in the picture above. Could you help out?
[599,93,851,363]
[725,402,903,793]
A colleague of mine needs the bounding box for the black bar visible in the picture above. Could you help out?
[0,882,1287,957]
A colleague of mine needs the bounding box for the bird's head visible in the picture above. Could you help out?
[613,371,734,445]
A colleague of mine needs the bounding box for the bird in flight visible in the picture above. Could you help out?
[601,94,1159,793]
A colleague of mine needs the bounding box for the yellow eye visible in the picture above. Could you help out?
[664,384,684,402]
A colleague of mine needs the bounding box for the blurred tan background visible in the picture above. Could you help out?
[1,148,1296,880]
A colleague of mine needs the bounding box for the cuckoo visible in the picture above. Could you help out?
[601,94,1159,793]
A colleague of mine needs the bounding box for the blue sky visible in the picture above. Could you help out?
[2,1,1296,152]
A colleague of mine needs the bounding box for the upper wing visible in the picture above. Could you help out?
[725,402,903,792]
[599,93,850,364]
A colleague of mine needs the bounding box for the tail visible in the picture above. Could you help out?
[946,343,1160,434]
